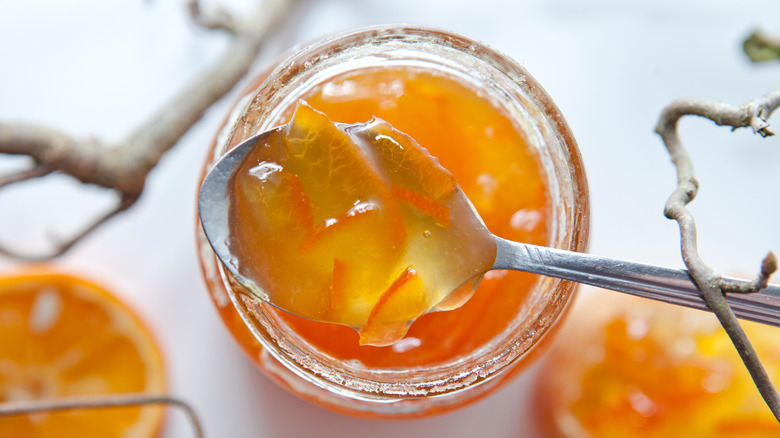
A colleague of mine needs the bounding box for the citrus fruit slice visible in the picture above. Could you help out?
[0,272,165,437]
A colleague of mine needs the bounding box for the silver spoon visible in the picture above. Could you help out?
[199,129,780,328]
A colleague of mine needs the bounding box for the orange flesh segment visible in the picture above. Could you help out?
[226,67,548,361]
[230,102,497,345]
[0,272,165,437]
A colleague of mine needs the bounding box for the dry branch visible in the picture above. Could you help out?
[0,1,298,433]
[655,88,780,420]
[0,0,296,260]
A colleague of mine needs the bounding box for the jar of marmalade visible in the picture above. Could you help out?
[196,25,589,418]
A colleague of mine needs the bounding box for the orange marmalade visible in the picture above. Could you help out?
[241,67,549,365]
[229,102,497,346]
[198,25,588,417]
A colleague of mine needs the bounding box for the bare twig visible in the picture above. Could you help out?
[0,163,52,187]
[0,0,296,260]
[187,0,240,35]
[0,199,133,261]
[655,88,780,420]
[744,30,780,63]
[0,393,204,438]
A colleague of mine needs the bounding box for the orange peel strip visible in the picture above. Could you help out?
[391,184,451,226]
[281,170,314,230]
[367,265,418,325]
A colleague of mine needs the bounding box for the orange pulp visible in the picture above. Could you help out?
[0,272,165,437]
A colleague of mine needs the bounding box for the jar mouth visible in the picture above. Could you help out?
[210,24,589,403]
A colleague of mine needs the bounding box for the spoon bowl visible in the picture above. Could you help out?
[198,127,285,305]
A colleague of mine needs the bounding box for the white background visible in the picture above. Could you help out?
[1,1,779,437]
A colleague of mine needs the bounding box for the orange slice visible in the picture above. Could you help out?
[0,272,165,437]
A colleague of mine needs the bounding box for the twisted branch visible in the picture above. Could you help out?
[0,393,204,438]
[0,0,296,260]
[655,88,780,419]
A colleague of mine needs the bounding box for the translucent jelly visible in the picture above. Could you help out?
[229,102,497,346]
[219,65,553,371]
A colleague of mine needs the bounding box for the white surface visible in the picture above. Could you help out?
[1,1,779,437]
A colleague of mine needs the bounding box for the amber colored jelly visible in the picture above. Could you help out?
[229,102,498,346]
[258,67,550,367]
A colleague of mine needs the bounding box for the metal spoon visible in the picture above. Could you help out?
[199,129,780,328]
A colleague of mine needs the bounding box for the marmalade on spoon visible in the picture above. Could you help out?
[229,102,497,346]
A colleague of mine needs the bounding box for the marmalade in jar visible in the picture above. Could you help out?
[535,289,780,437]
[229,66,550,366]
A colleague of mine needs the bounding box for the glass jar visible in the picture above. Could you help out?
[533,290,780,437]
[196,25,589,418]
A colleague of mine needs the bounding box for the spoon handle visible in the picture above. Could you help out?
[493,236,780,327]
